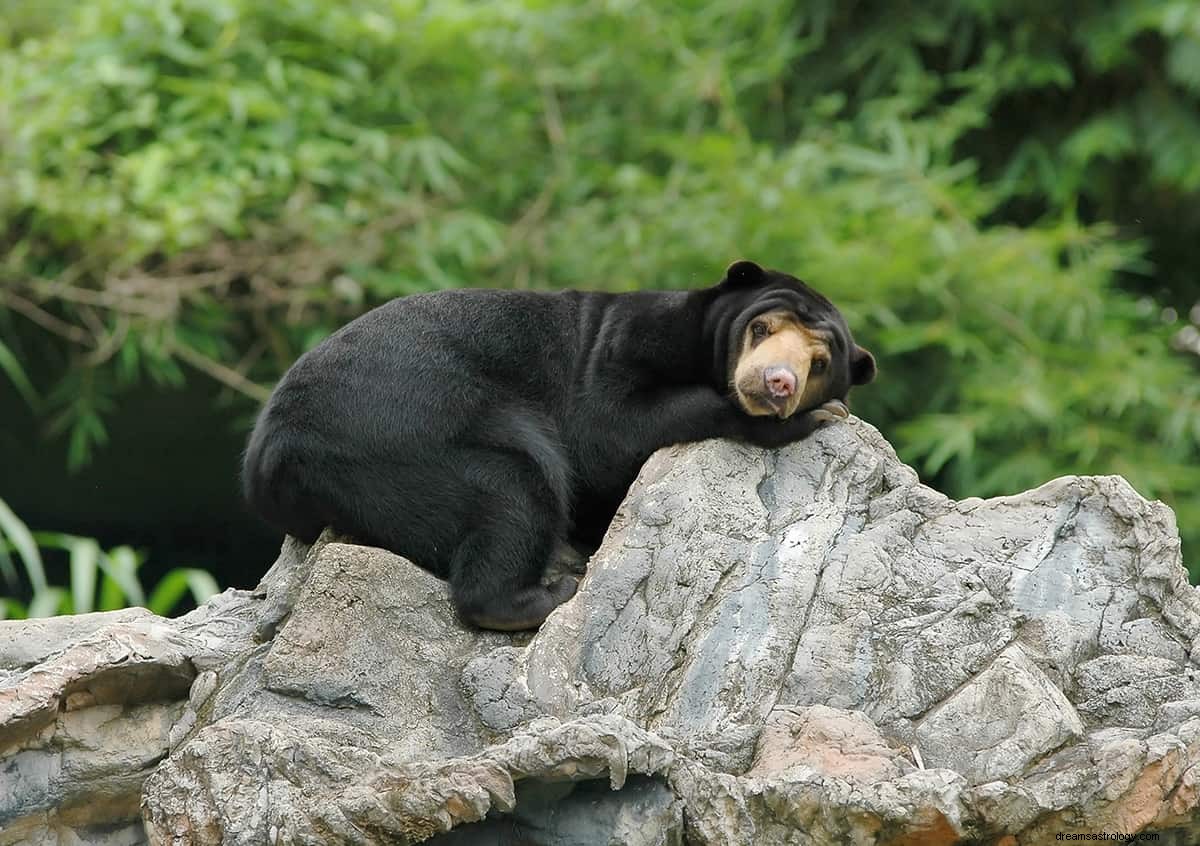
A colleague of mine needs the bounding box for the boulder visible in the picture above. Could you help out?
[2,417,1199,844]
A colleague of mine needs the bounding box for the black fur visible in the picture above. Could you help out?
[242,261,874,629]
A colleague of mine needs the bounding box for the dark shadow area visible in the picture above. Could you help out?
[426,775,681,846]
[0,374,280,599]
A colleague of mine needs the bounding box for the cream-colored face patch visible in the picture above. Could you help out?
[732,309,831,418]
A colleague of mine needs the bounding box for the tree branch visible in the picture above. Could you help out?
[167,341,272,403]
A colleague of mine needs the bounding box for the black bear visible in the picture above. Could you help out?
[242,260,875,630]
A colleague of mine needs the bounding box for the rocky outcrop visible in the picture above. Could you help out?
[0,600,258,845]
[3,417,1200,844]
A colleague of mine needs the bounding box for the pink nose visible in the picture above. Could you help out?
[764,366,796,398]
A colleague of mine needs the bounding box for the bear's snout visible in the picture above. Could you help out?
[764,366,797,398]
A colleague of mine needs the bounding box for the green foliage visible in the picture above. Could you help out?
[1,1,1198,578]
[0,498,219,619]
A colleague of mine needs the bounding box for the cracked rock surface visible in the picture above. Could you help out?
[3,417,1200,844]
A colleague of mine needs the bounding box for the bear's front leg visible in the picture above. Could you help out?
[738,399,849,449]
[614,388,847,454]
[616,384,753,449]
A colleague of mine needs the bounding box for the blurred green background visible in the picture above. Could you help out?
[2,0,1199,617]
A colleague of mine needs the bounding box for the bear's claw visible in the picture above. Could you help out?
[547,575,579,603]
[810,399,849,423]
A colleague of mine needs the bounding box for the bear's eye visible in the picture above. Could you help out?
[750,321,769,340]
[811,357,829,374]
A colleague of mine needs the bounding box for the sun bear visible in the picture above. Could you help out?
[242,260,875,630]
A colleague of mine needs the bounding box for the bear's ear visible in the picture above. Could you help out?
[722,260,767,287]
[851,345,877,386]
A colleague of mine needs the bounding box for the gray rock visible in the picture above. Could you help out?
[914,644,1084,781]
[2,416,1199,844]
[0,590,257,845]
[260,540,510,759]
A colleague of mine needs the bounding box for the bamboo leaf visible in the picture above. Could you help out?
[0,498,46,594]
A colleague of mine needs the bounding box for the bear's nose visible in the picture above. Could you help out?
[764,366,796,398]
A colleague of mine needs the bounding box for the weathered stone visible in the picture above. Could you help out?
[914,644,1084,782]
[260,541,511,760]
[0,590,258,842]
[2,415,1199,844]
[749,705,906,783]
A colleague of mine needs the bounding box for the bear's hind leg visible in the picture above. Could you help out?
[448,471,576,631]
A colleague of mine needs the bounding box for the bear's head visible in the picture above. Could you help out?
[707,260,875,419]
